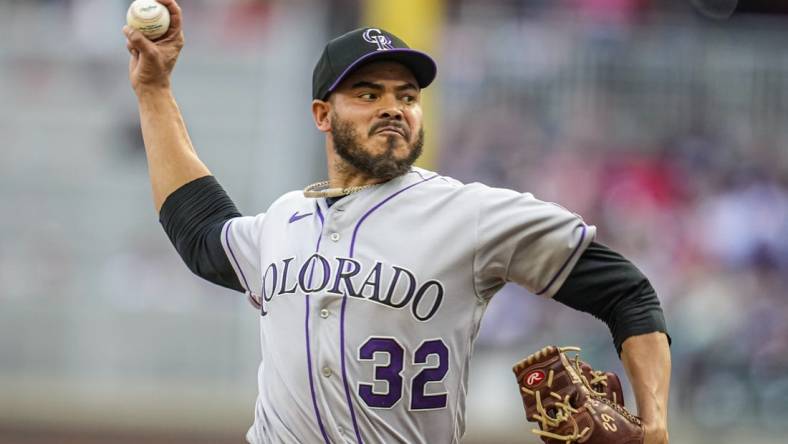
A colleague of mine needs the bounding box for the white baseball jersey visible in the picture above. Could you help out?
[220,167,596,444]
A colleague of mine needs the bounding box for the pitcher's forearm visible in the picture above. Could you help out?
[620,331,671,426]
[137,87,211,212]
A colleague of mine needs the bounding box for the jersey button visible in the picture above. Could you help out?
[322,366,332,378]
[319,309,330,319]
[337,426,345,434]
[330,232,341,242]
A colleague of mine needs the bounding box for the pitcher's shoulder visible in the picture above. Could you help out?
[411,169,517,200]
[408,167,467,190]
[266,190,312,214]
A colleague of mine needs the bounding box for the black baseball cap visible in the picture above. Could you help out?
[312,27,437,101]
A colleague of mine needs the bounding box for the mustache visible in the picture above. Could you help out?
[368,120,411,139]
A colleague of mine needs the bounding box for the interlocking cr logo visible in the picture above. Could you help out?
[363,28,394,51]
[525,370,546,387]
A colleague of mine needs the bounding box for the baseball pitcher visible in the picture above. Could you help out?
[123,1,671,443]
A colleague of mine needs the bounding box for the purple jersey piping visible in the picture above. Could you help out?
[342,174,440,444]
[535,224,588,296]
[306,204,331,444]
[224,220,253,294]
[349,174,440,257]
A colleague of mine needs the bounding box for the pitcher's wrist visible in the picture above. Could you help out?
[135,83,173,101]
[643,420,668,444]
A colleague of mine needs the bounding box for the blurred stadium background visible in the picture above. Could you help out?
[2,0,788,443]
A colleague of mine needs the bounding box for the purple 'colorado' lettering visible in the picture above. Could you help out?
[328,257,362,297]
[411,280,444,322]
[299,254,331,293]
[357,261,383,300]
[262,263,278,303]
[257,255,444,321]
[375,266,416,308]
[279,257,299,295]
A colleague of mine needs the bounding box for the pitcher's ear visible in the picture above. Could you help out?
[312,100,331,133]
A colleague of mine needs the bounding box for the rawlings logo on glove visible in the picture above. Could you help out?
[513,346,644,443]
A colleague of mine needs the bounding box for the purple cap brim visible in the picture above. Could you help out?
[326,48,437,97]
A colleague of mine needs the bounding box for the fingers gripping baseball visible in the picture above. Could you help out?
[123,0,185,93]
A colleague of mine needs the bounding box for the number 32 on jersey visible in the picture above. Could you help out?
[357,337,449,410]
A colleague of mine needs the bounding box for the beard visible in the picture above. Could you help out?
[331,112,424,181]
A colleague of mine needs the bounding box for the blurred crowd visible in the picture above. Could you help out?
[444,118,788,431]
[438,0,788,434]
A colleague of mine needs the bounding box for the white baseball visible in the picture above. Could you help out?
[126,0,171,41]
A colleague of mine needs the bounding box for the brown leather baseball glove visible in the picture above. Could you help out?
[513,346,644,444]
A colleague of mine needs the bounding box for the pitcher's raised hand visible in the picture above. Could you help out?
[124,0,184,94]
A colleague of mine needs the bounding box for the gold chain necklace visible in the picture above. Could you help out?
[303,180,379,198]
